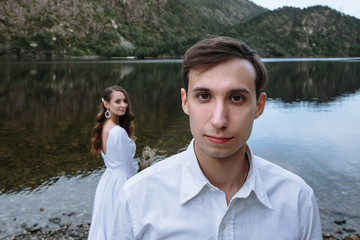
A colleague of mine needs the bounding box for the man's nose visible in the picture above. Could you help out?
[211,101,228,128]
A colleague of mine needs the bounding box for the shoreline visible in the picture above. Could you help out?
[1,220,358,240]
[1,57,360,64]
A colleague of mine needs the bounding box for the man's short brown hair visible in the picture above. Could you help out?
[182,36,268,98]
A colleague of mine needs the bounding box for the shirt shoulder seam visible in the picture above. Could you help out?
[124,152,184,190]
[254,155,313,193]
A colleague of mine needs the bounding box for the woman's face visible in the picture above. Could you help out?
[105,91,128,117]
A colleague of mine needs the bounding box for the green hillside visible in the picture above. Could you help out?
[224,6,360,57]
[0,0,359,59]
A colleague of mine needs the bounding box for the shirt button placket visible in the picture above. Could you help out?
[218,205,235,240]
[218,221,230,240]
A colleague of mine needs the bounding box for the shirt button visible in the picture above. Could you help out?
[243,201,248,207]
[221,224,226,231]
[197,197,203,203]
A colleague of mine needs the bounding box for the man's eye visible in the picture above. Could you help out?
[230,95,245,102]
[198,93,210,100]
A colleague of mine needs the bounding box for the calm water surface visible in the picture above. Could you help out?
[0,59,359,237]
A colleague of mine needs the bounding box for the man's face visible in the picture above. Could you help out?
[181,58,266,160]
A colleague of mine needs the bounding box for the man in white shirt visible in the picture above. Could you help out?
[112,36,322,239]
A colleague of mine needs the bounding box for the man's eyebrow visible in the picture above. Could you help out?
[192,87,211,92]
[228,88,251,94]
[192,87,251,94]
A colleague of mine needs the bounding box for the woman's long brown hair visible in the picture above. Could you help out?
[91,86,135,155]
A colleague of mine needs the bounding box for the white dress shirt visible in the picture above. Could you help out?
[112,139,322,240]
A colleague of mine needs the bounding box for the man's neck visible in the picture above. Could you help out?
[195,143,249,205]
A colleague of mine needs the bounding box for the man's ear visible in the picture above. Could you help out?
[181,88,189,115]
[255,92,267,119]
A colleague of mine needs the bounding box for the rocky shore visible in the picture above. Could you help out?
[1,223,89,240]
[1,220,359,240]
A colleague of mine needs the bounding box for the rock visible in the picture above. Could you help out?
[67,212,76,217]
[49,217,61,224]
[349,235,360,240]
[334,220,347,225]
[29,227,41,233]
[342,234,360,240]
[323,232,333,238]
[323,233,332,236]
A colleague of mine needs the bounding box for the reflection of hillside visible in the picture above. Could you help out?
[118,65,135,79]
[265,61,360,103]
[120,63,191,156]
[0,63,135,122]
[0,63,103,194]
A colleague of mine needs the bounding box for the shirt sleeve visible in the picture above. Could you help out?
[112,187,134,240]
[301,189,323,240]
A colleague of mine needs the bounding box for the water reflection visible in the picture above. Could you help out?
[265,61,360,103]
[249,91,360,232]
[0,60,359,195]
[0,61,188,194]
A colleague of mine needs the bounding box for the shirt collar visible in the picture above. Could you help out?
[180,139,208,205]
[179,139,273,209]
[234,146,273,209]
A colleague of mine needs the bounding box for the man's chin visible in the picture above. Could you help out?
[202,146,239,159]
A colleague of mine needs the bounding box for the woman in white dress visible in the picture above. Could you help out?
[88,86,138,240]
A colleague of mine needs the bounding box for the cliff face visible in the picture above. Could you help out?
[0,0,265,36]
[1,0,104,36]
[226,6,360,57]
[0,0,267,58]
[0,1,359,59]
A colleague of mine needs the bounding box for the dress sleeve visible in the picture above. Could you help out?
[112,127,137,173]
[113,127,133,158]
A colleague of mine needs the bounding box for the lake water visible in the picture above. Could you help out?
[0,59,359,238]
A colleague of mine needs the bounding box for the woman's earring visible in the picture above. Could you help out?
[105,109,111,118]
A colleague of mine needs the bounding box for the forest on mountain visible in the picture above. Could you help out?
[1,0,359,59]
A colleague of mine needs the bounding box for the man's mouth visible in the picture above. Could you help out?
[206,135,233,144]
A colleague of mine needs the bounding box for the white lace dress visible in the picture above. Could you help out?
[88,126,137,240]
